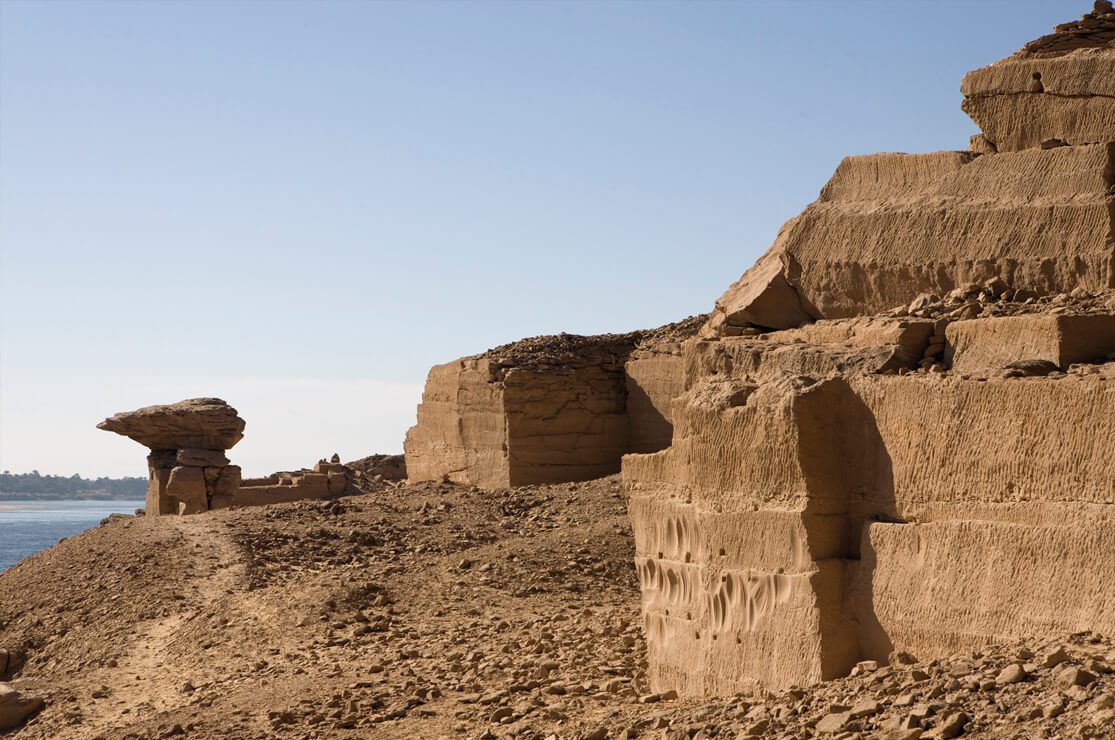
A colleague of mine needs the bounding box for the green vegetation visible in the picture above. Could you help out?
[0,471,146,500]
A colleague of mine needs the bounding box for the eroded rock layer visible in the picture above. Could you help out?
[963,2,1115,152]
[706,144,1115,332]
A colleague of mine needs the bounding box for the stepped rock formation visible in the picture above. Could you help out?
[404,317,703,488]
[622,6,1115,697]
[405,4,1115,698]
[705,1,1115,334]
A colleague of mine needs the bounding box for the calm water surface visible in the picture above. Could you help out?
[0,499,144,572]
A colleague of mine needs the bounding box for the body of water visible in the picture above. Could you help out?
[0,499,145,572]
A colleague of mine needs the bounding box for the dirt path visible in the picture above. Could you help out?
[75,517,247,738]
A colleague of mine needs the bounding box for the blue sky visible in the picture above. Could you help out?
[0,0,1076,476]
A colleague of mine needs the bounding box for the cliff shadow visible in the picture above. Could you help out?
[796,377,896,676]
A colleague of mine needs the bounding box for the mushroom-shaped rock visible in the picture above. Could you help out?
[97,398,245,451]
[0,683,44,731]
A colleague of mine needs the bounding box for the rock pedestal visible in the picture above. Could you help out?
[98,398,246,516]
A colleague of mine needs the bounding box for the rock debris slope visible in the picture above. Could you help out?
[3,480,1115,739]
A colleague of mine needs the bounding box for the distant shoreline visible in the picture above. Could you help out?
[0,492,143,502]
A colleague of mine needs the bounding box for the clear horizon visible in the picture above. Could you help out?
[0,0,1075,477]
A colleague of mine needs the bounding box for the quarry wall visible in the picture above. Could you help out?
[404,318,704,488]
[403,3,1115,698]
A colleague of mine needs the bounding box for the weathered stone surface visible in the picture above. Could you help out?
[98,398,245,451]
[146,450,178,516]
[624,328,1115,695]
[405,318,704,488]
[214,465,241,498]
[962,6,1115,152]
[166,465,208,515]
[177,448,230,467]
[706,145,1115,329]
[326,471,347,495]
[625,373,884,693]
[946,313,1115,373]
[625,352,685,455]
[0,683,43,731]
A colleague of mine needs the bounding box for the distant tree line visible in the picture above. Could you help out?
[0,470,146,500]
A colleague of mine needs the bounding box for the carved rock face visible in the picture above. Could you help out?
[97,398,246,451]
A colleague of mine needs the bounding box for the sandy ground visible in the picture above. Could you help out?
[2,478,1114,739]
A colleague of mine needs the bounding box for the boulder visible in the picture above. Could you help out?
[97,398,245,451]
[0,683,43,731]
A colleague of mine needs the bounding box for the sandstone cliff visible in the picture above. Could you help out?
[620,4,1115,697]
[705,1,1115,334]
[403,4,1115,701]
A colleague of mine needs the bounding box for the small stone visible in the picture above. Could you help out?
[936,712,969,738]
[996,663,1027,685]
[0,683,44,731]
[1057,666,1096,688]
[743,718,770,736]
[850,699,880,719]
[815,711,852,733]
[1042,647,1071,668]
[488,706,513,723]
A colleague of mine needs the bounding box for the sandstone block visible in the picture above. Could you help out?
[214,465,241,498]
[177,448,230,467]
[946,314,1115,373]
[624,374,883,694]
[706,144,1115,330]
[327,471,347,495]
[961,8,1115,152]
[166,465,208,515]
[98,398,246,450]
[146,450,177,516]
[209,494,234,510]
[625,353,686,454]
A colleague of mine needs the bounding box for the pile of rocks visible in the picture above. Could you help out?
[97,398,245,516]
[1022,0,1115,55]
[633,633,1115,739]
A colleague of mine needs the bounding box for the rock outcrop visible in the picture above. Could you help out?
[704,2,1115,334]
[98,398,246,515]
[99,401,365,514]
[620,6,1115,697]
[97,397,246,451]
[962,1,1115,153]
[404,317,704,488]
